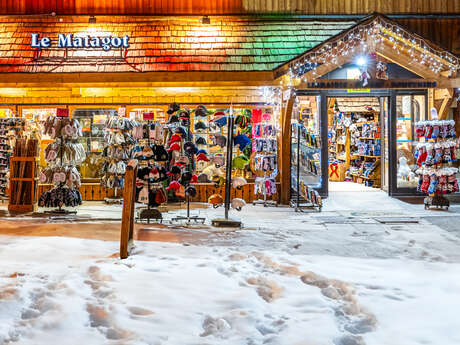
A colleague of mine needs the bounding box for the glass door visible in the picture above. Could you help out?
[291,94,327,197]
[390,91,428,195]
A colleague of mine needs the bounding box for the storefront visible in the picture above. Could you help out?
[0,13,459,211]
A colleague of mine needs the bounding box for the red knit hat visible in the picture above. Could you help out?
[196,153,210,162]
[168,143,181,151]
[166,180,182,191]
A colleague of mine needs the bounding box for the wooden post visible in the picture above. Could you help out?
[120,160,138,259]
[279,89,295,205]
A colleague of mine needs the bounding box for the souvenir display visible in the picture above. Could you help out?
[414,120,459,210]
[38,116,85,213]
[0,118,26,198]
[100,115,140,202]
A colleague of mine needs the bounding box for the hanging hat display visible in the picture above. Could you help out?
[212,111,226,120]
[214,117,228,128]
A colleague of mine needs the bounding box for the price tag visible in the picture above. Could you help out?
[118,107,126,116]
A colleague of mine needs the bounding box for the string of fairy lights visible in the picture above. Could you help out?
[288,16,460,82]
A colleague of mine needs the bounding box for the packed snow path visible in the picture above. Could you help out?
[1,197,460,344]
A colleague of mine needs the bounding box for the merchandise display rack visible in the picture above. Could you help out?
[414,119,459,210]
[0,118,26,199]
[136,116,167,224]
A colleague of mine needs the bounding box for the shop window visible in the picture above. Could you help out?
[396,95,426,188]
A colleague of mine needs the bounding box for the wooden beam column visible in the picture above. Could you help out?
[279,89,295,205]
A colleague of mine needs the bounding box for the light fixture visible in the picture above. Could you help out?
[356,56,368,66]
[88,15,96,23]
[201,15,210,25]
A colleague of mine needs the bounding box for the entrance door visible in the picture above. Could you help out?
[389,91,428,196]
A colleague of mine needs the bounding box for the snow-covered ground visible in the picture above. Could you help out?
[1,189,460,345]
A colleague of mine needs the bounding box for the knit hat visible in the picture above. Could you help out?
[178,109,190,120]
[167,102,181,114]
[195,121,207,131]
[231,198,246,211]
[213,111,226,120]
[181,171,193,183]
[234,134,251,150]
[170,165,182,175]
[196,136,207,146]
[197,173,210,183]
[214,117,227,128]
[232,155,249,169]
[211,154,225,167]
[196,149,208,156]
[168,134,182,145]
[211,135,227,148]
[175,126,187,137]
[195,105,209,117]
[235,114,250,128]
[166,180,182,191]
[184,141,197,155]
[153,145,168,161]
[196,153,210,162]
[168,143,181,151]
[168,115,179,124]
[232,177,247,189]
[262,112,271,122]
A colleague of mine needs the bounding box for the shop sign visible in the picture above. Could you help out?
[143,112,155,120]
[56,108,69,117]
[302,80,437,89]
[31,33,129,51]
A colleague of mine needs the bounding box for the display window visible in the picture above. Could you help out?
[395,94,427,189]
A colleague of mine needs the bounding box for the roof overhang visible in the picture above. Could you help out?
[274,14,460,88]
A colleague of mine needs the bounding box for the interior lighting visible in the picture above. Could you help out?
[356,56,368,66]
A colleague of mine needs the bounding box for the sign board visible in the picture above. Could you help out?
[347,89,371,93]
[56,108,69,117]
[143,112,154,120]
[301,80,437,89]
[31,33,129,51]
